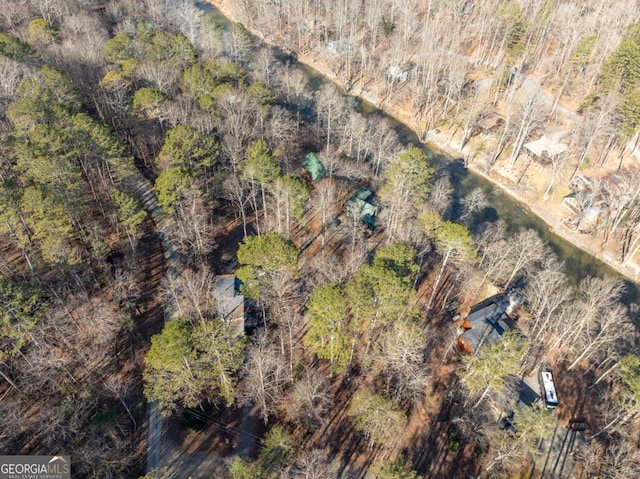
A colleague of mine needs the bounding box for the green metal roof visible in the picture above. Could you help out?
[345,189,379,226]
[352,188,372,201]
[302,152,326,182]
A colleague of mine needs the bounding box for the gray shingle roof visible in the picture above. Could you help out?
[215,274,245,335]
[460,301,514,354]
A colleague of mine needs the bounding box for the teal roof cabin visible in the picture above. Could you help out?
[344,188,381,227]
[302,152,326,182]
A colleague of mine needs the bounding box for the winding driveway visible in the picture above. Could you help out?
[130,176,180,475]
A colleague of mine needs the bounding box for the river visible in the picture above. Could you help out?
[196,2,639,306]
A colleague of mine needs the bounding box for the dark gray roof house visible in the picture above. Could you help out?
[457,297,518,355]
[215,274,244,335]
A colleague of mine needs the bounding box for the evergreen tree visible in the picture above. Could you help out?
[143,318,195,416]
[156,125,219,172]
[373,456,422,479]
[458,330,528,408]
[155,167,191,214]
[345,244,419,347]
[181,62,219,110]
[242,139,280,233]
[621,90,640,139]
[0,33,32,60]
[27,18,59,46]
[112,189,147,249]
[601,25,640,94]
[511,402,556,453]
[348,389,407,448]
[102,32,134,66]
[304,282,351,373]
[236,232,298,300]
[143,317,245,416]
[229,425,296,479]
[0,277,46,359]
[191,318,246,406]
[246,81,277,106]
[21,187,82,267]
[379,147,433,242]
[418,211,478,311]
[132,87,167,120]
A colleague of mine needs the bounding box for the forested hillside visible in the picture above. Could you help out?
[223,0,640,276]
[0,1,639,478]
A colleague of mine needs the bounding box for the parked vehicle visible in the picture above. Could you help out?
[540,371,559,409]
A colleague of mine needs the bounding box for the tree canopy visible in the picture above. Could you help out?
[0,277,46,359]
[304,282,351,373]
[346,243,419,332]
[237,232,298,270]
[348,389,407,448]
[419,212,478,268]
[601,24,640,94]
[380,147,433,207]
[144,318,195,415]
[155,167,191,213]
[242,139,280,187]
[236,232,298,300]
[0,33,32,60]
[156,125,219,172]
[373,456,422,479]
[617,354,640,420]
[459,330,528,407]
[143,317,245,416]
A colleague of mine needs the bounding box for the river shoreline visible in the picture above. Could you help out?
[207,0,640,286]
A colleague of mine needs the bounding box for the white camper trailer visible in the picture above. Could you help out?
[540,371,558,409]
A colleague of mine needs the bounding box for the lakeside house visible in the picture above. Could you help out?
[561,175,610,233]
[387,65,412,83]
[524,130,569,166]
[476,110,504,135]
[344,188,383,227]
[457,293,521,355]
[326,40,346,58]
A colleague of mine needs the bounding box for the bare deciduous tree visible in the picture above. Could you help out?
[371,320,430,405]
[216,89,260,171]
[481,228,548,287]
[525,258,572,344]
[315,83,351,152]
[172,185,216,264]
[252,47,275,86]
[310,179,343,247]
[239,331,291,425]
[103,375,137,428]
[221,23,253,64]
[172,0,202,49]
[508,89,547,166]
[428,174,453,215]
[460,187,488,222]
[222,173,250,236]
[575,437,640,479]
[289,367,333,424]
[550,277,628,369]
[0,58,33,111]
[289,449,335,479]
[369,117,399,177]
[159,267,216,321]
